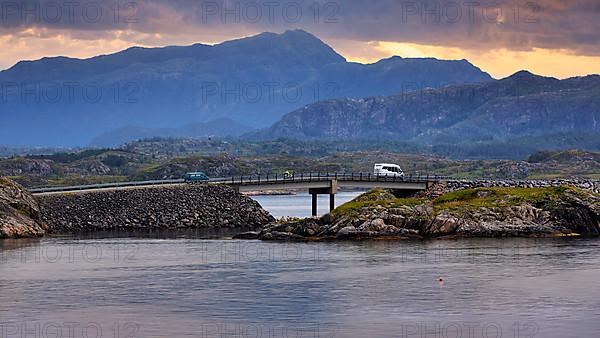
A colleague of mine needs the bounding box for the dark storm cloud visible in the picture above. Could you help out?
[0,0,598,55]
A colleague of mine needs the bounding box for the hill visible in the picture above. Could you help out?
[89,118,251,147]
[2,139,599,188]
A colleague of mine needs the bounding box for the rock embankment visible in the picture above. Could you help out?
[36,185,274,234]
[447,179,600,194]
[246,186,600,241]
[0,177,47,238]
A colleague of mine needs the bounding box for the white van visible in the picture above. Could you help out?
[374,163,405,177]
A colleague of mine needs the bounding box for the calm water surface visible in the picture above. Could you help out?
[252,191,363,218]
[1,194,599,337]
[1,237,599,337]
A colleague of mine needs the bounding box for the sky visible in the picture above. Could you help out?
[0,0,599,79]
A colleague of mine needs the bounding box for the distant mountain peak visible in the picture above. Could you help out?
[7,56,76,70]
[221,29,346,64]
[235,29,323,45]
[281,29,317,37]
[505,70,553,81]
[374,55,404,63]
[510,70,535,77]
[277,29,347,63]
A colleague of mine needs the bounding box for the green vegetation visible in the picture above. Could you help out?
[332,186,594,219]
[528,149,600,163]
[44,175,130,187]
[432,187,572,213]
[101,154,129,167]
[332,189,424,218]
[0,176,9,184]
[27,149,120,163]
[352,189,397,202]
[13,203,32,218]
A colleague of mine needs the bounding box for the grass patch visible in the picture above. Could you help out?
[14,203,32,218]
[433,186,573,213]
[0,176,12,186]
[45,175,129,187]
[352,189,395,202]
[136,163,164,174]
[332,189,424,218]
[332,186,593,219]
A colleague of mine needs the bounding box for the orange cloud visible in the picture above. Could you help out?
[332,39,600,79]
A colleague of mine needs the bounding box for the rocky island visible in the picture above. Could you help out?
[250,185,600,241]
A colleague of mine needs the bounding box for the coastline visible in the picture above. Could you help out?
[239,186,600,241]
[2,176,600,241]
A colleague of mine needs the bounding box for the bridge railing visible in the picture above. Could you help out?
[223,172,335,185]
[29,179,185,194]
[221,172,447,186]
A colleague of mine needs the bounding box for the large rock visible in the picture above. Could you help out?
[0,177,47,238]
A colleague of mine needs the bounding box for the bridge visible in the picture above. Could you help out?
[29,173,445,216]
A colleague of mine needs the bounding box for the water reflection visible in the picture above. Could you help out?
[251,191,363,218]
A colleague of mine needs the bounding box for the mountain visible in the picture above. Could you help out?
[256,72,600,145]
[0,30,492,147]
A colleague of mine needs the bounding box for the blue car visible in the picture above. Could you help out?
[184,172,210,183]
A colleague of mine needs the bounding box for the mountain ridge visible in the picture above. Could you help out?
[0,29,493,146]
[253,71,600,144]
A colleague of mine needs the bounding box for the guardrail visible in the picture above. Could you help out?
[224,173,446,185]
[29,179,185,194]
[28,173,447,194]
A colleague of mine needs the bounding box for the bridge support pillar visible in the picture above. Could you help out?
[329,194,335,212]
[309,180,338,217]
[311,193,318,217]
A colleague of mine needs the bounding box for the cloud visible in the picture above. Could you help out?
[0,0,598,77]
[0,1,598,53]
[334,39,600,79]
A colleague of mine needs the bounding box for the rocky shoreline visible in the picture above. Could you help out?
[447,179,600,194]
[2,176,600,240]
[240,185,600,241]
